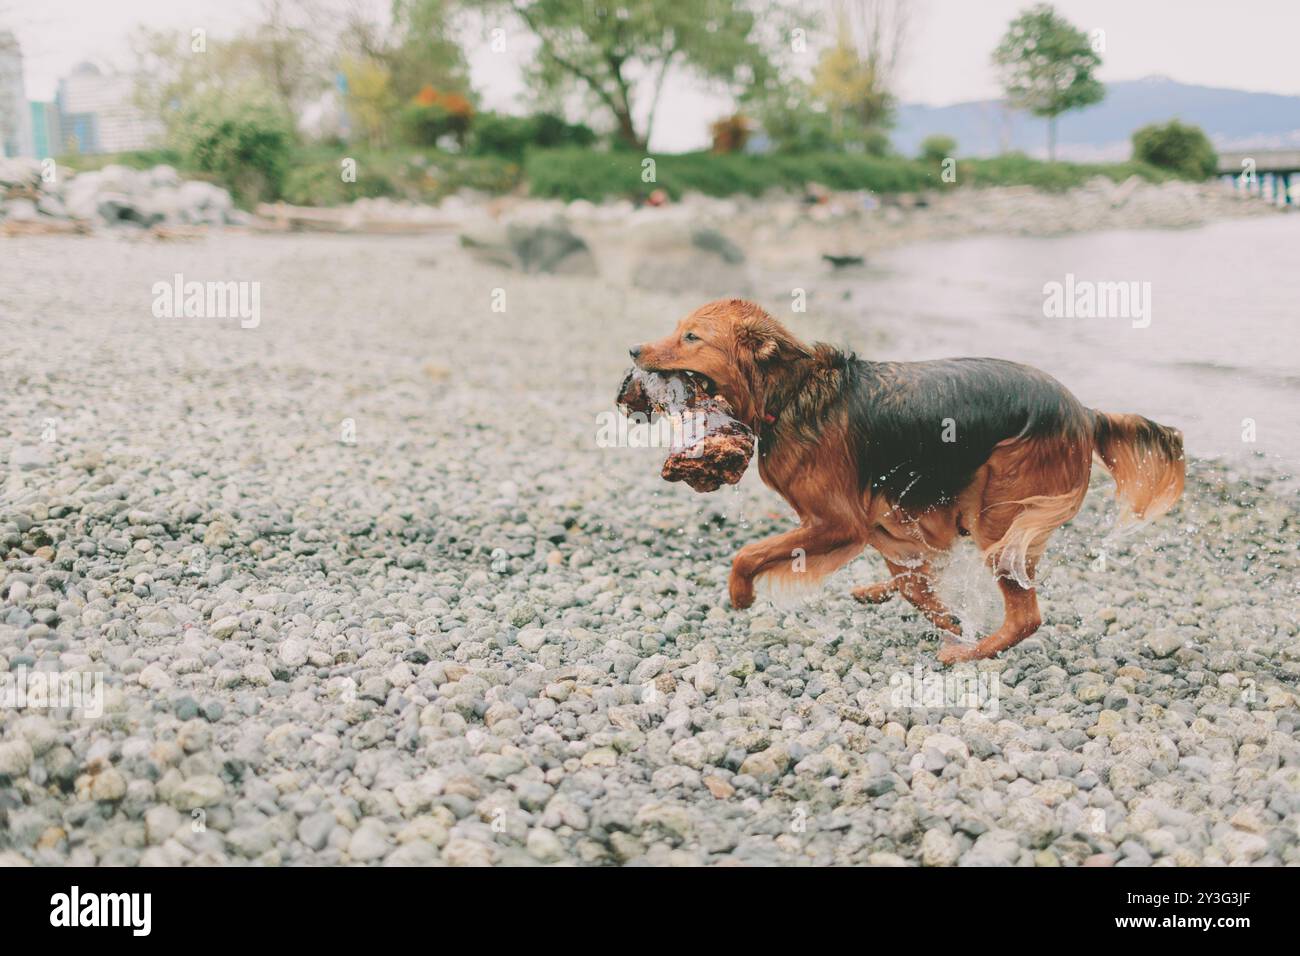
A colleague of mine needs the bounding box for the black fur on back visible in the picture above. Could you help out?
[842,356,1091,509]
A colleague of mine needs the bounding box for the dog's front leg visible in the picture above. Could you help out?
[728,542,767,609]
[728,525,861,609]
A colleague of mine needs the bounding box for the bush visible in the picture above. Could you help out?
[170,89,295,205]
[399,87,473,148]
[755,92,892,157]
[281,154,400,207]
[758,101,841,154]
[470,112,595,161]
[710,114,752,154]
[278,147,520,206]
[919,134,957,166]
[399,102,469,148]
[1131,120,1217,180]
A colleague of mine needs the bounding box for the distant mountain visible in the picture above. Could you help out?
[891,77,1300,161]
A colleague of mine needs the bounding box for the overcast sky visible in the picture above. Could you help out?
[5,0,1299,150]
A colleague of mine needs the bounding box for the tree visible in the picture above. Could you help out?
[332,0,474,149]
[1132,120,1217,179]
[385,0,473,102]
[483,0,777,150]
[341,56,397,149]
[992,3,1103,162]
[812,0,908,136]
[132,1,330,130]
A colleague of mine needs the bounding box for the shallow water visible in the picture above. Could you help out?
[826,216,1300,469]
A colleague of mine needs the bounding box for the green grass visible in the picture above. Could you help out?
[53,145,1186,205]
[524,148,935,201]
[55,145,520,207]
[56,148,185,173]
[279,147,520,206]
[957,153,1176,191]
[523,148,1177,202]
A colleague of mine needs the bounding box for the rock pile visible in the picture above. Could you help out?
[0,159,243,231]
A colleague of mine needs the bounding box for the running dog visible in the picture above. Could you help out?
[629,299,1184,662]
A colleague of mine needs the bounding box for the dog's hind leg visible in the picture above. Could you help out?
[938,572,1041,663]
[937,434,1090,663]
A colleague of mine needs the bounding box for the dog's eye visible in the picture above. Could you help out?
[683,332,701,342]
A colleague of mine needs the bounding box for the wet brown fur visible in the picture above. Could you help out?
[632,299,1185,663]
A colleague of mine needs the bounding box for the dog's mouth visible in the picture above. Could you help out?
[678,369,719,397]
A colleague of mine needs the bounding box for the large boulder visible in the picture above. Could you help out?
[1,198,39,221]
[460,216,597,275]
[176,180,234,224]
[630,224,751,296]
[0,158,42,193]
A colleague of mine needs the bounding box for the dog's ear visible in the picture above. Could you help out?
[738,313,806,365]
[753,337,780,363]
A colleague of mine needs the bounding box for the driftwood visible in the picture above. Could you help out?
[253,202,451,234]
[616,367,755,493]
[1,218,90,237]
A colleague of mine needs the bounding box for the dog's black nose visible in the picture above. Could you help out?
[629,345,642,359]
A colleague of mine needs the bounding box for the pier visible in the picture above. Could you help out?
[1217,149,1300,205]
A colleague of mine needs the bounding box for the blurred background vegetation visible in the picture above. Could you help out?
[63,0,1214,207]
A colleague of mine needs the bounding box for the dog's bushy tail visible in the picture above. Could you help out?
[1091,411,1185,523]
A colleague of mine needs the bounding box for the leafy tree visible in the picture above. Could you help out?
[132,1,330,125]
[811,0,908,137]
[812,36,890,136]
[342,57,397,149]
[992,3,1103,161]
[1132,120,1217,179]
[479,0,777,150]
[385,0,473,102]
[755,84,840,154]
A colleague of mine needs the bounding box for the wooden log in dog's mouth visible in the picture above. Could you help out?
[615,367,754,493]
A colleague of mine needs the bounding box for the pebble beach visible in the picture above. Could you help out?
[1,229,1297,867]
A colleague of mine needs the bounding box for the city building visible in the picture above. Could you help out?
[0,30,35,158]
[30,101,61,157]
[56,62,162,154]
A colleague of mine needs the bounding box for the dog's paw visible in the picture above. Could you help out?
[937,638,986,665]
[728,572,755,610]
[851,582,895,605]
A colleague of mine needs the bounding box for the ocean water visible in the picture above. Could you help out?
[826,215,1300,470]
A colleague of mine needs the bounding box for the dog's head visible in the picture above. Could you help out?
[630,299,810,428]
